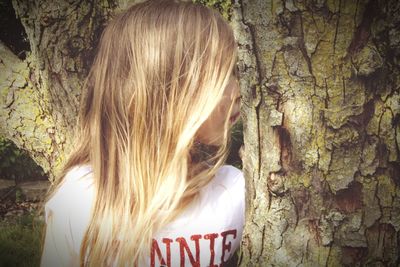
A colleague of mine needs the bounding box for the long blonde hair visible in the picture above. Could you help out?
[49,0,238,265]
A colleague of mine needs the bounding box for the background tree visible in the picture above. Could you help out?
[0,0,399,266]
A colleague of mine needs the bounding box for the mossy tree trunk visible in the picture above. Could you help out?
[233,0,400,265]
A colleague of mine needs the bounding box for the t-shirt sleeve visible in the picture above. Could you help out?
[41,166,93,267]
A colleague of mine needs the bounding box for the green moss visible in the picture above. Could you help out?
[193,0,232,20]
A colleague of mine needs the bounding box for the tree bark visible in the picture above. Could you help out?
[234,0,400,265]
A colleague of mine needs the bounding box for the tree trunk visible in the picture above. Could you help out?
[0,0,116,180]
[233,0,400,265]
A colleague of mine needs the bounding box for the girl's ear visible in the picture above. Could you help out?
[239,145,245,161]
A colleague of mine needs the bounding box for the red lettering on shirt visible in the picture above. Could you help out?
[204,233,219,267]
[220,229,237,264]
[152,229,238,266]
[176,235,202,267]
[151,238,173,267]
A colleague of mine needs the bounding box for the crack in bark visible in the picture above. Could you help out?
[342,76,346,105]
[277,217,289,250]
[289,190,299,230]
[332,0,342,55]
[259,225,266,260]
[353,0,360,29]
[373,175,384,223]
[238,0,264,187]
[324,78,330,109]
[298,12,314,77]
[347,0,379,57]
[255,99,262,181]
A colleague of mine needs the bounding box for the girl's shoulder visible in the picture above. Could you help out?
[45,164,94,220]
[45,164,94,212]
[199,164,244,210]
[200,164,245,209]
[43,165,95,256]
[63,164,94,185]
[211,164,244,190]
[202,164,245,214]
[157,164,245,234]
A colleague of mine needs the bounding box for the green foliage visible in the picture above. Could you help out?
[227,119,244,169]
[0,137,47,182]
[0,214,43,267]
[193,0,233,20]
[15,189,22,203]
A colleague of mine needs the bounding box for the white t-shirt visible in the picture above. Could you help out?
[41,164,245,267]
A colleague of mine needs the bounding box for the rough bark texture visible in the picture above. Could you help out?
[233,0,400,265]
[0,0,116,180]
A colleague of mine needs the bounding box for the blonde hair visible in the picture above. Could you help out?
[47,0,238,265]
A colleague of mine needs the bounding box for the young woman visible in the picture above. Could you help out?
[40,0,244,266]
